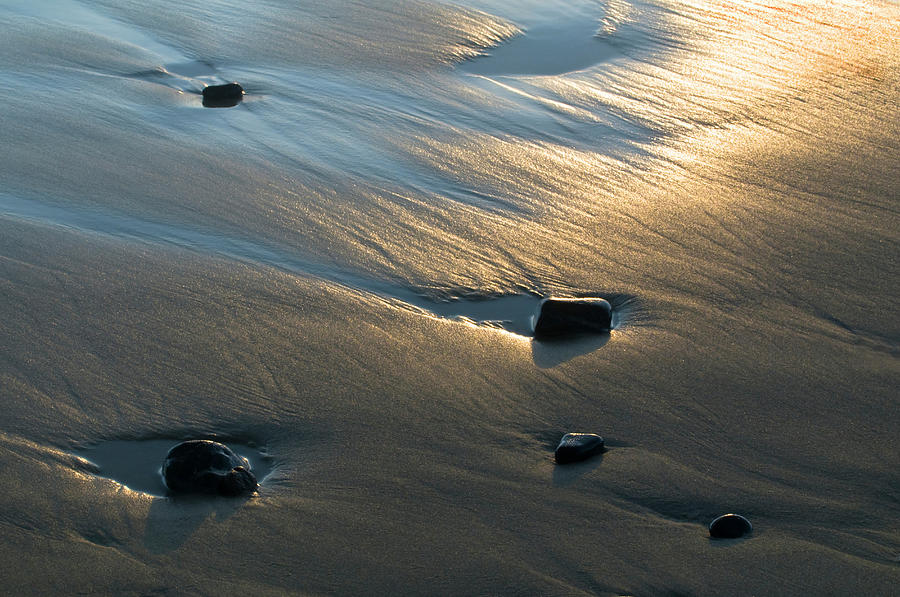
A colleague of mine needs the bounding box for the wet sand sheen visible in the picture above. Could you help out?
[0,0,898,595]
[1,192,639,340]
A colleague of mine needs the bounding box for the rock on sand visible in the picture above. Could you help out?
[554,433,605,464]
[163,440,258,496]
[533,298,612,339]
[708,513,753,538]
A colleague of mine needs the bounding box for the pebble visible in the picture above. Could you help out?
[533,297,612,339]
[554,433,605,464]
[708,513,753,538]
[163,440,258,496]
[201,82,244,108]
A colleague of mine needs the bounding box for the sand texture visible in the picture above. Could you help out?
[1,0,898,594]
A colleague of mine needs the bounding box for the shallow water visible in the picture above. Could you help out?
[1,0,898,594]
[74,439,274,496]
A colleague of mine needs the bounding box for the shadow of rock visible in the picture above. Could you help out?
[143,493,250,554]
[531,333,610,368]
[707,534,755,547]
[552,453,605,487]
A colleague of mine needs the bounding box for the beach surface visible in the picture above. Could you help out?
[1,0,898,594]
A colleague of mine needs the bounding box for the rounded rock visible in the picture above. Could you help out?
[554,432,605,464]
[163,440,258,496]
[708,513,753,539]
[201,82,244,108]
[533,298,612,339]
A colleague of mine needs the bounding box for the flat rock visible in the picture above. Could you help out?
[708,513,753,538]
[201,82,244,108]
[163,440,258,496]
[533,298,612,339]
[554,433,605,464]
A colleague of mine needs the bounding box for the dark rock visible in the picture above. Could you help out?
[533,298,612,339]
[163,440,258,496]
[554,433,605,464]
[201,82,244,108]
[708,513,753,538]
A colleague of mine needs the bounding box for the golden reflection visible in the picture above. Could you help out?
[406,131,637,216]
[508,0,898,143]
[704,0,898,81]
[471,75,604,122]
[651,0,899,169]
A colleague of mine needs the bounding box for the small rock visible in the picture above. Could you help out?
[201,82,244,108]
[554,433,605,464]
[163,440,258,496]
[533,298,612,339]
[708,513,753,538]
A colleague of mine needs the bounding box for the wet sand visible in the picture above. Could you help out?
[1,0,898,594]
